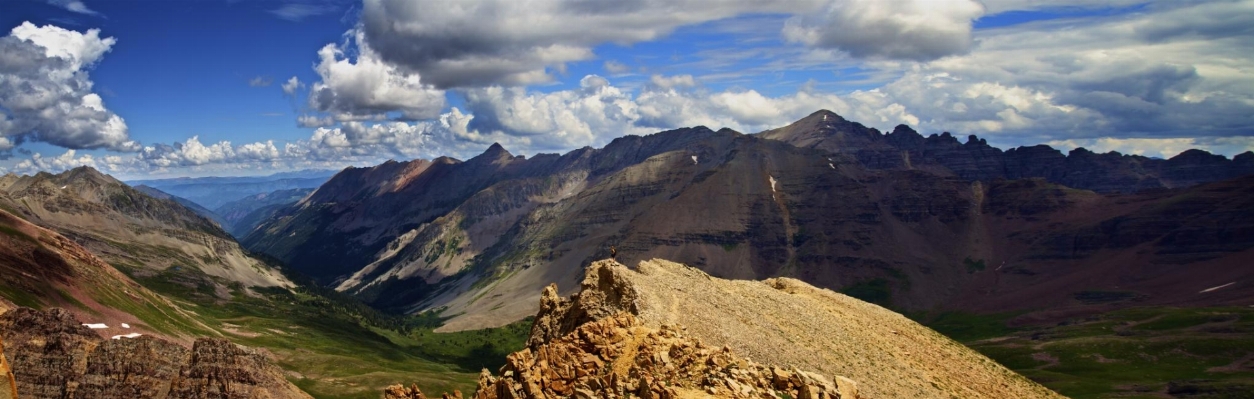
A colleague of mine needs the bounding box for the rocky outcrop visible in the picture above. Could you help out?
[539,260,1063,398]
[0,334,15,399]
[394,311,856,399]
[384,384,463,399]
[168,338,311,399]
[391,259,1062,399]
[0,307,311,399]
[478,313,855,399]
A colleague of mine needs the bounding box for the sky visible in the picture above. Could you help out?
[0,0,1252,179]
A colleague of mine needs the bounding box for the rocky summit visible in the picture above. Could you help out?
[0,307,310,399]
[389,259,1063,399]
[391,313,856,399]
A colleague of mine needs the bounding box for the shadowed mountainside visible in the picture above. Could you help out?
[214,187,314,237]
[759,110,1254,193]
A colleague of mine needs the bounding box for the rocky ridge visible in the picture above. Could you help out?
[0,306,310,399]
[759,110,1254,193]
[392,313,856,399]
[389,259,1061,399]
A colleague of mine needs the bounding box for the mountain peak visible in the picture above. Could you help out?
[486,142,507,153]
[473,142,514,162]
[806,109,845,122]
[30,166,120,189]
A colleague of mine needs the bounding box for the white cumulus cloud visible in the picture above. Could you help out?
[307,29,446,121]
[282,76,303,96]
[0,22,137,152]
[359,0,827,88]
[783,0,984,60]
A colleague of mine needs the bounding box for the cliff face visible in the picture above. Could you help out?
[0,307,310,399]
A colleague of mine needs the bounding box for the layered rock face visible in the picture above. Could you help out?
[0,307,310,399]
[390,259,1062,399]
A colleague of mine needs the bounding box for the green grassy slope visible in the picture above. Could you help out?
[926,307,1254,399]
[119,265,530,399]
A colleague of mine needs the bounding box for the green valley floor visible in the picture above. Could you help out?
[926,307,1254,399]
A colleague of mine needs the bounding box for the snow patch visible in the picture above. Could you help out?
[121,323,130,329]
[769,175,777,193]
[111,333,142,340]
[1199,282,1236,294]
[822,114,826,121]
[83,323,107,329]
[829,163,835,170]
[691,155,698,164]
[60,185,67,189]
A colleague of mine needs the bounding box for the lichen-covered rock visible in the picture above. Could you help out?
[0,307,311,399]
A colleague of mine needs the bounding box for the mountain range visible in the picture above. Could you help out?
[0,168,292,295]
[241,110,1254,332]
[2,110,1251,398]
[760,111,1254,192]
[127,169,335,211]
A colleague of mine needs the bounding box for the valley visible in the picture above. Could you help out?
[928,307,1254,399]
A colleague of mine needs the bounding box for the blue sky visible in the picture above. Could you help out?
[1,0,1252,178]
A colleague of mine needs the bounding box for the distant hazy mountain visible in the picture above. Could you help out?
[243,111,1254,333]
[127,169,336,210]
[214,188,314,237]
[132,184,229,228]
